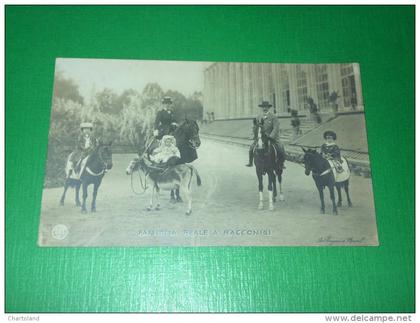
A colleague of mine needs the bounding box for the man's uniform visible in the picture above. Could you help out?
[246,101,286,168]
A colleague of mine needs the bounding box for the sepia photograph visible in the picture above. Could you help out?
[38,58,378,246]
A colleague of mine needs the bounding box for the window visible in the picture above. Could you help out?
[296,65,308,110]
[315,64,329,110]
[341,64,356,108]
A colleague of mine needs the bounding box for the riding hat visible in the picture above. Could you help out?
[258,101,273,108]
[161,96,173,104]
[80,122,93,130]
[323,130,337,140]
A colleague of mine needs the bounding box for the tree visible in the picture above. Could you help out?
[53,71,84,104]
[95,88,121,115]
[141,83,164,111]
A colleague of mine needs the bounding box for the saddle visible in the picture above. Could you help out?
[68,155,89,180]
[144,156,181,177]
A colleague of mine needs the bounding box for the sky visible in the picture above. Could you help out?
[55,58,212,100]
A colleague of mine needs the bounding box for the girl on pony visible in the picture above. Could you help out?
[320,130,343,173]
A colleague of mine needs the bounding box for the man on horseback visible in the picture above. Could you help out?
[245,100,286,168]
[320,130,343,173]
[70,122,98,174]
[154,96,176,140]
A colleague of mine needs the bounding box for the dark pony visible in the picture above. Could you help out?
[173,119,201,163]
[253,119,284,211]
[144,119,201,202]
[302,148,338,215]
[60,140,113,213]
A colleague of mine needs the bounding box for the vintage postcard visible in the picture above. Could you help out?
[38,58,378,246]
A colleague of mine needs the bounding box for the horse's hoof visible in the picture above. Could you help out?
[348,202,353,208]
[269,205,274,211]
[185,210,192,216]
[76,202,81,207]
[81,209,87,214]
[146,207,152,212]
[333,210,339,215]
[176,197,183,203]
[91,208,96,213]
[337,201,342,207]
[258,203,264,210]
[278,194,285,201]
[59,201,64,206]
[320,209,325,214]
[155,205,160,211]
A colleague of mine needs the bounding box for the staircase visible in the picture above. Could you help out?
[279,117,320,145]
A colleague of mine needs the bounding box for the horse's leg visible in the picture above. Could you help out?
[91,181,99,212]
[328,184,338,215]
[155,186,161,210]
[176,188,182,202]
[81,181,88,213]
[272,173,277,203]
[344,180,352,207]
[170,190,176,203]
[256,169,264,210]
[147,185,154,211]
[336,182,343,207]
[277,170,284,201]
[267,171,275,211]
[75,181,81,207]
[317,184,325,214]
[180,183,192,215]
[60,180,70,206]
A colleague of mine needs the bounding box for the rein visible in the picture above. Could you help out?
[130,168,148,194]
[84,145,108,177]
[311,168,332,177]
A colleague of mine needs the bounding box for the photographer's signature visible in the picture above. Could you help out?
[318,236,365,244]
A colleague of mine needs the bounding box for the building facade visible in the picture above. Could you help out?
[203,63,364,120]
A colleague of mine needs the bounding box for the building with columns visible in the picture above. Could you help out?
[203,63,364,120]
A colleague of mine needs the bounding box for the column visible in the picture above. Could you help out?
[352,63,364,110]
[286,64,299,111]
[305,64,317,104]
[236,63,244,118]
[327,64,344,110]
[203,69,209,119]
[272,64,284,114]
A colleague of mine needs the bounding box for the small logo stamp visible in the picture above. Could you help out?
[51,224,69,240]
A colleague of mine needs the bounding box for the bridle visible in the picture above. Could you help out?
[85,145,109,177]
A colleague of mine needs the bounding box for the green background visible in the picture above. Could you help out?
[6,6,414,312]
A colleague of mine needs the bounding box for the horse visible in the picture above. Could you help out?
[60,140,113,213]
[144,119,201,202]
[252,119,284,211]
[302,147,352,215]
[125,156,201,215]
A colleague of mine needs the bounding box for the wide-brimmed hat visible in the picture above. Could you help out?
[258,101,273,108]
[323,130,337,140]
[80,122,93,129]
[161,96,173,104]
